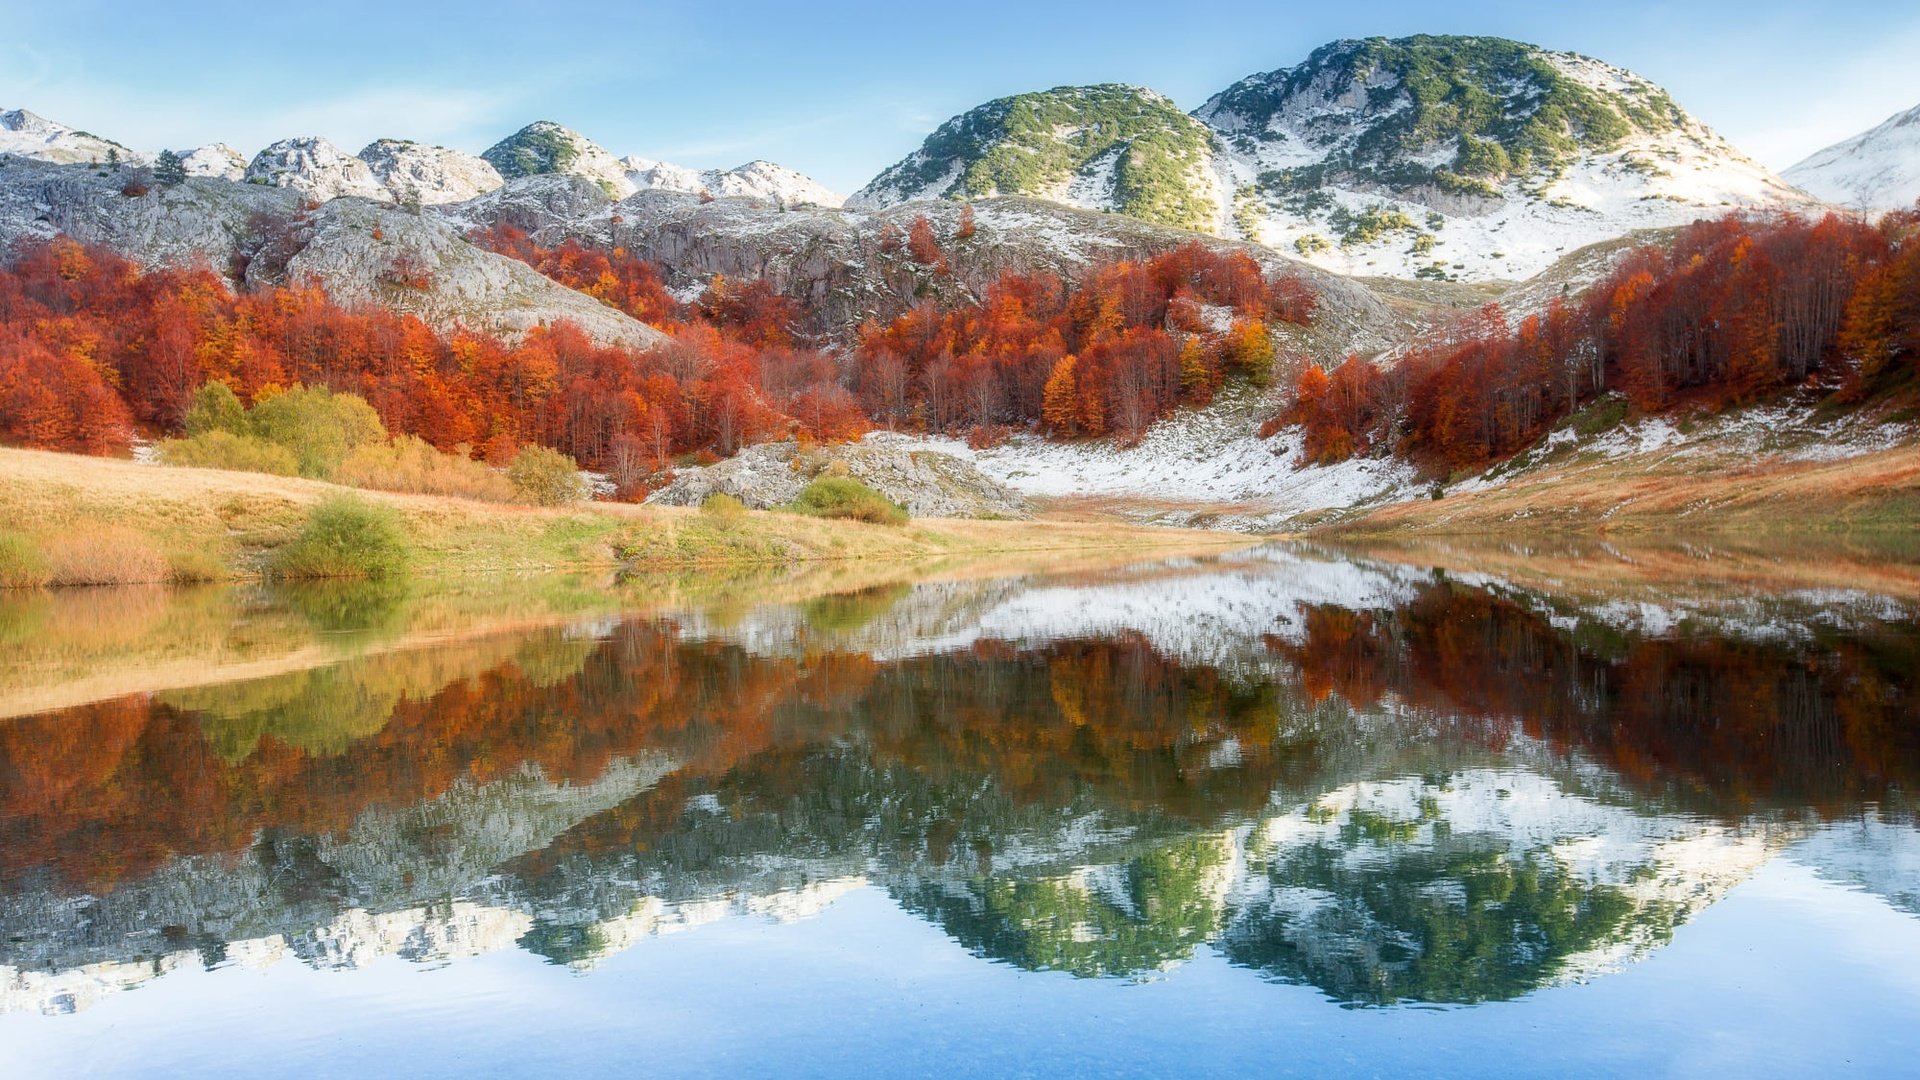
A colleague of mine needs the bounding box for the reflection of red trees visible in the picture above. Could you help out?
[1273,584,1920,815]
[0,630,1279,895]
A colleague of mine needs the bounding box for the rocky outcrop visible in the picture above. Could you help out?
[244,136,388,201]
[482,120,636,197]
[180,142,247,180]
[359,138,504,205]
[0,157,663,349]
[647,437,1033,519]
[435,179,1396,350]
[0,108,138,166]
[623,156,845,207]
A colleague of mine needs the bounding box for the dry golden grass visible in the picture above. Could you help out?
[1327,443,1920,538]
[41,524,171,587]
[1329,533,1920,605]
[0,447,1250,586]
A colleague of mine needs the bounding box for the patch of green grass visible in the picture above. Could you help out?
[1570,396,1629,438]
[787,476,909,526]
[0,531,50,589]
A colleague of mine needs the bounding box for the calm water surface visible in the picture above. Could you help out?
[1,545,1917,1077]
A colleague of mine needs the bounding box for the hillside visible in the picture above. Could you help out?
[1785,102,1920,212]
[853,36,1812,280]
[848,84,1222,233]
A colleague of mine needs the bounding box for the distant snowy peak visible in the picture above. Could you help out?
[0,107,140,166]
[482,121,636,197]
[180,143,247,180]
[622,155,844,206]
[359,139,503,205]
[852,36,1812,280]
[1784,102,1920,212]
[245,137,388,201]
[1202,35,1811,281]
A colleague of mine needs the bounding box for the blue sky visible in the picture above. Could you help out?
[4,1,1919,193]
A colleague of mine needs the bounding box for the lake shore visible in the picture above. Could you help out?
[1318,442,1920,539]
[0,447,1254,586]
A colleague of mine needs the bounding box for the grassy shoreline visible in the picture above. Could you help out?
[1316,443,1920,539]
[0,447,1253,587]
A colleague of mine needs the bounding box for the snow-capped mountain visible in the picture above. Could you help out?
[358,138,503,205]
[1784,102,1920,212]
[854,36,1814,280]
[180,142,247,180]
[625,155,844,206]
[244,136,389,201]
[482,121,843,205]
[482,120,638,197]
[0,107,139,165]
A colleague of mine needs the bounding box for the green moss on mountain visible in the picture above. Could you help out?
[871,85,1217,233]
[1214,35,1691,199]
[482,122,583,179]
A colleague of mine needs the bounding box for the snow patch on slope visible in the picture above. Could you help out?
[1785,102,1920,212]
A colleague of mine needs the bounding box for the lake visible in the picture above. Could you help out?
[2,542,1917,1077]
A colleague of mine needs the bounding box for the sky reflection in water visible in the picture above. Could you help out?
[1,544,1916,1077]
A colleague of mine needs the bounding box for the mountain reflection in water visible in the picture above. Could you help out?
[1,545,1916,1023]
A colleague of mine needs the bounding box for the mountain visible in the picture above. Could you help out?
[849,84,1222,233]
[854,36,1812,280]
[1784,102,1920,212]
[482,120,638,197]
[482,120,843,206]
[180,143,247,180]
[624,156,844,206]
[244,136,389,201]
[358,138,504,205]
[0,156,664,350]
[0,107,139,165]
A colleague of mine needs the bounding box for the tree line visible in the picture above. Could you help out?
[1283,209,1920,469]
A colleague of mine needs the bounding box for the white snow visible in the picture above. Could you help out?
[1785,102,1920,213]
[868,400,1416,524]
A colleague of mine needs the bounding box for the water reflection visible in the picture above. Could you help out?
[1,546,1916,1017]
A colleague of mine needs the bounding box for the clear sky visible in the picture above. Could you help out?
[4,0,1919,194]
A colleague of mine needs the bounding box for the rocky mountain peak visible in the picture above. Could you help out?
[245,136,389,201]
[358,138,504,205]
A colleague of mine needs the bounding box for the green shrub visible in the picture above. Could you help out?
[248,385,388,478]
[507,445,588,506]
[158,431,300,475]
[271,497,411,580]
[0,531,50,589]
[700,492,748,520]
[183,381,249,436]
[335,435,519,502]
[788,476,908,525]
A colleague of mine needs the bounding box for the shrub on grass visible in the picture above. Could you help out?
[247,385,388,478]
[507,445,588,506]
[183,381,248,437]
[158,430,300,475]
[335,436,519,502]
[788,476,908,525]
[271,497,411,580]
[700,492,748,521]
[0,531,50,589]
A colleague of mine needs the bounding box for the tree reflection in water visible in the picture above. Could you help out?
[1,549,1916,1013]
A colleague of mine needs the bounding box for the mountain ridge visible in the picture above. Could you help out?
[851,35,1816,280]
[1785,101,1920,212]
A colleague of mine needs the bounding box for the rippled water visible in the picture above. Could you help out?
[1,544,1917,1077]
